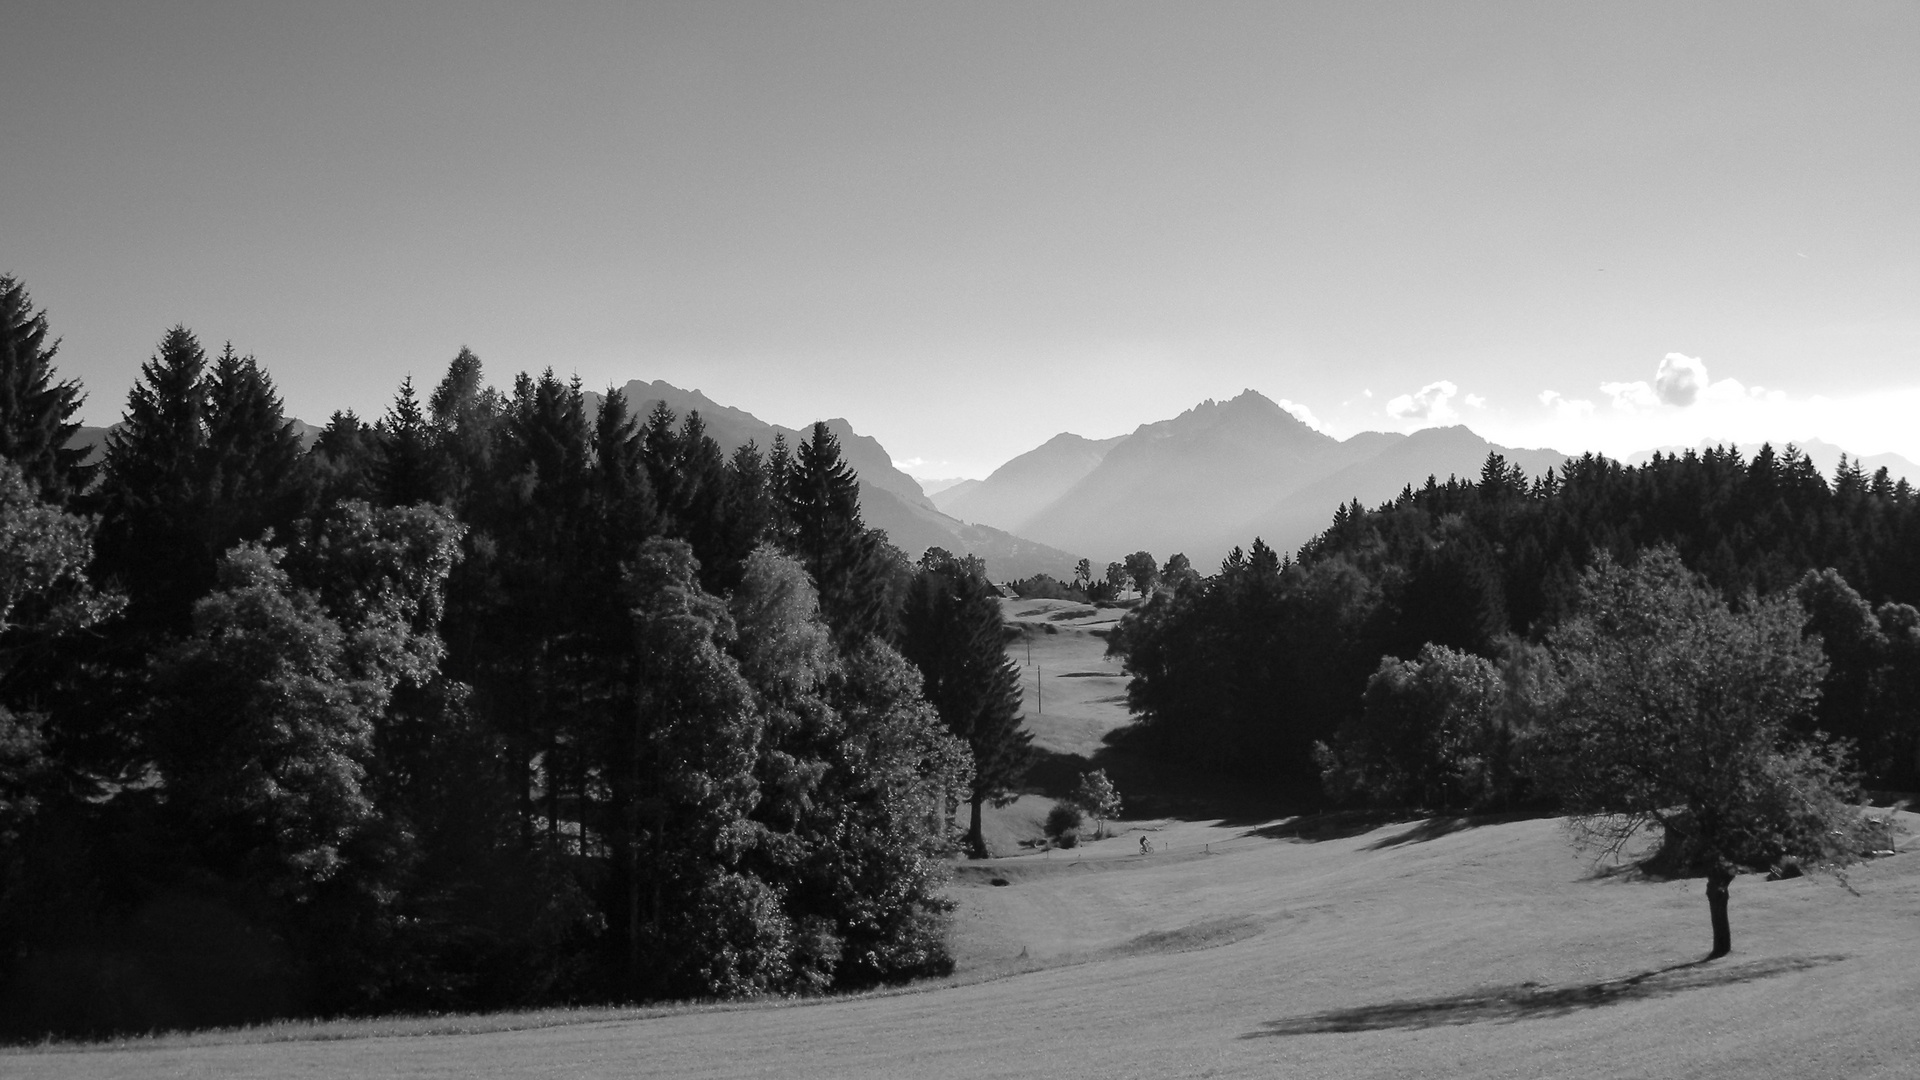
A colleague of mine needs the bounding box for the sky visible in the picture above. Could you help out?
[5,2,1918,480]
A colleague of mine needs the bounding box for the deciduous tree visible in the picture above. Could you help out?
[1538,547,1867,958]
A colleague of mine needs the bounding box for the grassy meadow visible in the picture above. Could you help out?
[7,600,1916,1079]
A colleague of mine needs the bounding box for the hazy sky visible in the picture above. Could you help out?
[6,2,1918,478]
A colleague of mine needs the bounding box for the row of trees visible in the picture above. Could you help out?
[0,275,1032,1034]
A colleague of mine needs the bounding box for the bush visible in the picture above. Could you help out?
[1044,803,1083,845]
[1069,770,1122,838]
[1316,643,1525,811]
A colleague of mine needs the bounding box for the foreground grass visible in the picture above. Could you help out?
[10,808,1917,1080]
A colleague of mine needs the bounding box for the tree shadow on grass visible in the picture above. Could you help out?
[1241,954,1845,1038]
[1238,808,1556,847]
[1361,809,1557,850]
[1240,810,1409,844]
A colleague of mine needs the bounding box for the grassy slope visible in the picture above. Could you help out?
[15,812,1916,1079]
[12,601,1919,1078]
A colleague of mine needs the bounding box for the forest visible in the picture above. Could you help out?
[1110,445,1920,808]
[0,277,1029,1035]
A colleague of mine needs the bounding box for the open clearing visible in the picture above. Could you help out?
[12,598,1918,1078]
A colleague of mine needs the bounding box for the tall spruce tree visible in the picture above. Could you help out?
[899,549,1030,857]
[204,344,306,542]
[97,326,215,633]
[0,276,90,501]
[786,422,889,647]
[375,377,440,506]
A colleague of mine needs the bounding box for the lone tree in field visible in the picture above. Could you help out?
[1539,547,1867,959]
[1070,769,1122,839]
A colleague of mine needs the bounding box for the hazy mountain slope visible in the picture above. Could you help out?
[615,380,1080,579]
[1016,391,1343,564]
[1243,425,1570,560]
[916,477,978,498]
[617,380,936,512]
[67,420,320,466]
[937,432,1126,532]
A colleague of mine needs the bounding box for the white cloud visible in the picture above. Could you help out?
[1277,398,1327,432]
[1484,356,1920,467]
[1539,389,1596,418]
[1599,380,1660,411]
[1386,380,1460,424]
[1464,393,1488,409]
[1655,353,1709,406]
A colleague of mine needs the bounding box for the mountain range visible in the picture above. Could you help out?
[933,390,1571,570]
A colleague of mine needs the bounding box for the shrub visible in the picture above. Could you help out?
[1069,770,1122,838]
[1044,803,1083,845]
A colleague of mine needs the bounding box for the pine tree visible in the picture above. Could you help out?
[0,276,90,501]
[204,343,305,541]
[376,377,439,506]
[310,410,379,503]
[97,326,215,632]
[786,422,889,647]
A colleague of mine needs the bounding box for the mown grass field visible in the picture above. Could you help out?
[9,600,1916,1079]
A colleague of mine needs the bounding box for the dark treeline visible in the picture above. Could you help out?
[0,276,1027,1036]
[1111,447,1920,796]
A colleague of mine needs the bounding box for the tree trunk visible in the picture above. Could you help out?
[1706,865,1733,959]
[968,794,988,859]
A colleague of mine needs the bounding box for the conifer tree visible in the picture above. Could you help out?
[375,377,439,506]
[310,410,378,503]
[787,422,889,647]
[0,276,90,501]
[204,343,305,540]
[97,326,215,632]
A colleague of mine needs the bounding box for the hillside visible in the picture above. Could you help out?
[16,807,1914,1079]
[11,600,1916,1079]
[933,432,1126,533]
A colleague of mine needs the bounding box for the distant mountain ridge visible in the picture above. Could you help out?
[67,420,321,466]
[933,432,1125,531]
[941,390,1571,569]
